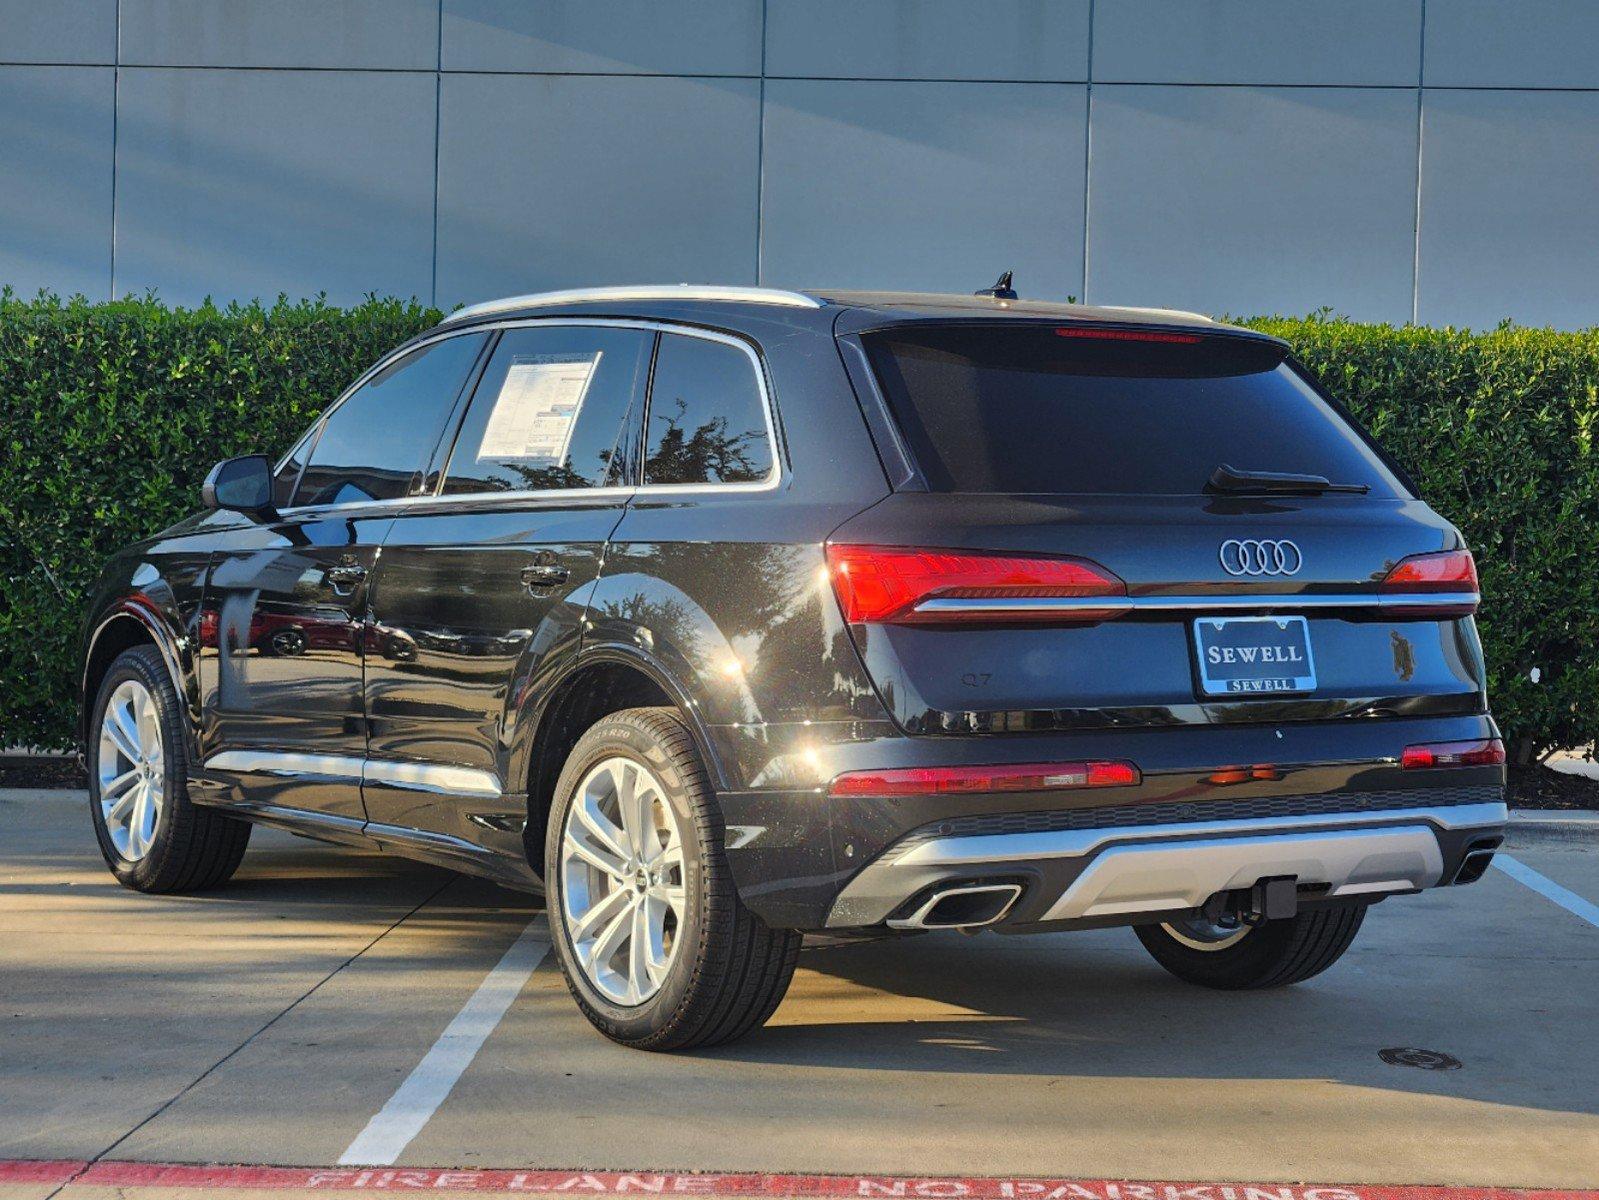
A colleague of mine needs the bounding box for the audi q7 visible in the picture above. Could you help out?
[79,285,1507,1049]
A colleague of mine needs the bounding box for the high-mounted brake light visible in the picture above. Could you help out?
[1379,549,1479,617]
[829,760,1140,798]
[826,545,1128,625]
[1401,739,1506,770]
[1054,327,1202,344]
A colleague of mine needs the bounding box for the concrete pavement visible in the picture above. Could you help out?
[2,788,1596,1189]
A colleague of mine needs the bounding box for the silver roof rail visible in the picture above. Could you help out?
[442,285,824,324]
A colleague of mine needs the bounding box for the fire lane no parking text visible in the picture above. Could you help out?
[4,1163,1598,1200]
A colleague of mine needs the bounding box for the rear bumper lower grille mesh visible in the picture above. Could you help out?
[892,785,1505,855]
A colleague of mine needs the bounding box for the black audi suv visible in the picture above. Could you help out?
[79,285,1506,1049]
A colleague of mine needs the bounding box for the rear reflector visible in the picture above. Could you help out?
[1206,764,1283,785]
[826,544,1128,625]
[1380,549,1479,616]
[1054,327,1202,344]
[1401,739,1506,770]
[829,760,1140,798]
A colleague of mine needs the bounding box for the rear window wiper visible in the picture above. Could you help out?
[1206,463,1370,496]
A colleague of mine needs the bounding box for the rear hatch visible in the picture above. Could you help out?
[830,320,1486,735]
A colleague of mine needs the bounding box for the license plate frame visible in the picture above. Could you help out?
[1192,615,1317,697]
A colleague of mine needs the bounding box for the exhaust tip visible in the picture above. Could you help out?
[1453,846,1497,886]
[888,883,1023,930]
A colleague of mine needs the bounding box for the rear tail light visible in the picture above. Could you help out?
[826,545,1128,625]
[1380,549,1479,616]
[829,760,1140,798]
[1401,739,1506,770]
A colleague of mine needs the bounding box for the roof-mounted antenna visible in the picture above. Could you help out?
[974,270,1017,301]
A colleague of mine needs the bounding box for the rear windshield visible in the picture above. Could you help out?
[862,324,1407,498]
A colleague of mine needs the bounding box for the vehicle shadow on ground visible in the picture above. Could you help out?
[693,923,1599,1118]
[10,796,1594,1125]
[2,790,465,905]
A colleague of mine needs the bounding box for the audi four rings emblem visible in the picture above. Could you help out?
[1219,538,1303,576]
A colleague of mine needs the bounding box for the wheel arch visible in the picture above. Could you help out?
[81,602,195,756]
[514,644,728,881]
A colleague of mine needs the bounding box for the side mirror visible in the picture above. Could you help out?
[202,455,275,517]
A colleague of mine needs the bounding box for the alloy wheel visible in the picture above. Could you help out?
[560,755,688,1006]
[1161,913,1252,951]
[97,679,165,862]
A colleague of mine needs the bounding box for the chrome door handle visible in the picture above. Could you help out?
[325,563,367,595]
[521,563,569,590]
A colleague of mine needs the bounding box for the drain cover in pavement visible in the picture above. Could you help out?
[1379,1046,1463,1069]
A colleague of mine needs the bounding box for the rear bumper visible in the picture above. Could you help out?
[711,712,1507,929]
[824,800,1506,930]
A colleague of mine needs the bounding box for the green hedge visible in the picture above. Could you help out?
[0,293,441,749]
[1,295,1594,760]
[1243,314,1599,762]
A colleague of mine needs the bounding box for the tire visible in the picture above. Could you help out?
[545,706,801,1051]
[88,645,251,893]
[267,628,305,657]
[1134,904,1367,990]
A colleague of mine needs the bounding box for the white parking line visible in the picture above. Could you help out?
[1493,854,1599,929]
[339,917,550,1166]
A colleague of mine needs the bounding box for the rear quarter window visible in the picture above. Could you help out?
[643,333,773,487]
[862,324,1407,498]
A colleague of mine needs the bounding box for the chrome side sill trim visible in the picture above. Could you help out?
[203,750,365,780]
[363,759,501,798]
[894,801,1507,868]
[203,751,502,799]
[912,593,1479,617]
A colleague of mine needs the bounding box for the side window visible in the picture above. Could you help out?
[441,325,651,495]
[272,428,313,508]
[643,334,773,487]
[292,333,488,507]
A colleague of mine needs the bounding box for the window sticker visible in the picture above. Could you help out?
[476,353,601,463]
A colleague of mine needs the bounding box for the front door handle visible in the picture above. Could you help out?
[325,562,368,595]
[521,562,569,590]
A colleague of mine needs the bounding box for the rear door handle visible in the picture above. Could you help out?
[521,563,569,590]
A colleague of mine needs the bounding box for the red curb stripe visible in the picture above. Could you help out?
[0,1161,87,1185]
[0,1163,1589,1200]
